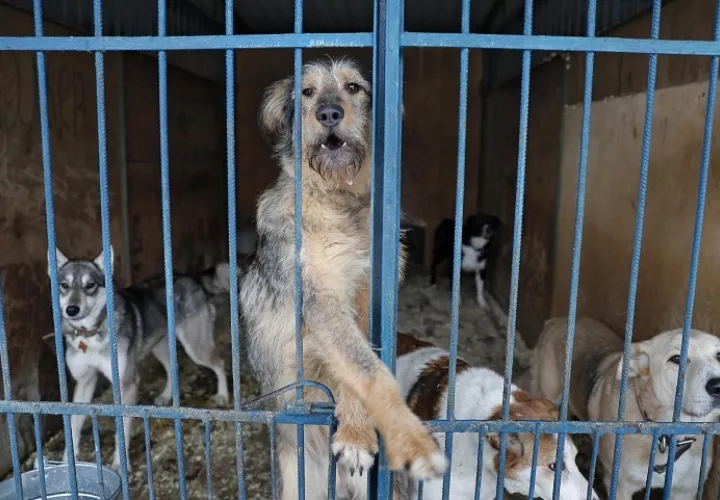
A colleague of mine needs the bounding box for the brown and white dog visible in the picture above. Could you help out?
[393,333,598,500]
[239,59,445,500]
[532,317,720,500]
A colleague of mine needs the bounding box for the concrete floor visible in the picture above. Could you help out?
[27,271,539,499]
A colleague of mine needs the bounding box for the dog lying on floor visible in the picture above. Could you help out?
[532,316,720,500]
[392,332,598,500]
[239,58,446,500]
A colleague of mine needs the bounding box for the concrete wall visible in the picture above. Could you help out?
[482,0,718,346]
[234,47,483,268]
[0,5,226,476]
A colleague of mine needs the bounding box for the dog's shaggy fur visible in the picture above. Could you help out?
[239,58,446,500]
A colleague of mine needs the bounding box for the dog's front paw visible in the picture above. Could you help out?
[332,424,378,477]
[384,423,446,480]
[154,394,172,406]
[112,452,132,473]
[213,393,230,407]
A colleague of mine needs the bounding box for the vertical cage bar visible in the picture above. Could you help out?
[442,0,472,493]
[662,3,720,494]
[33,0,80,494]
[91,415,106,500]
[157,0,187,496]
[472,428,485,500]
[0,272,23,499]
[696,433,712,500]
[224,0,247,496]
[586,432,601,499]
[143,416,156,500]
[327,416,338,500]
[33,414,48,500]
[292,0,306,496]
[608,0,661,496]
[370,0,404,495]
[270,420,278,500]
[552,0,596,497]
[643,433,660,500]
[527,425,541,499]
[204,419,213,500]
[93,0,132,492]
[496,0,533,495]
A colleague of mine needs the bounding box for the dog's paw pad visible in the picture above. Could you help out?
[213,393,230,407]
[407,451,447,480]
[332,439,376,476]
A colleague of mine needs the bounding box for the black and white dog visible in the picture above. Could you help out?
[430,214,501,308]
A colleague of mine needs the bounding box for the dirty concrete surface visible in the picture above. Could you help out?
[23,271,552,499]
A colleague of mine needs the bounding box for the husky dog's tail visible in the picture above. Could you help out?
[199,262,242,296]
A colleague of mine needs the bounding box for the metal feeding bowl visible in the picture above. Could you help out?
[0,458,121,500]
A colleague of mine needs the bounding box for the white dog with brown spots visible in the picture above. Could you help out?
[392,333,598,500]
[532,317,720,500]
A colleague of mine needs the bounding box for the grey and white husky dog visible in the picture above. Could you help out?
[48,246,229,471]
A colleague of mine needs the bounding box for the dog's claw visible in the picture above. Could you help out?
[359,466,364,476]
[350,467,355,477]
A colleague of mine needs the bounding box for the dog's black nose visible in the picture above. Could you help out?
[65,305,80,317]
[707,378,720,398]
[316,104,344,128]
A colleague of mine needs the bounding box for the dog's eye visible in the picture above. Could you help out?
[85,282,95,290]
[346,83,360,94]
[302,88,314,97]
[668,355,682,365]
[60,282,69,290]
[548,462,566,472]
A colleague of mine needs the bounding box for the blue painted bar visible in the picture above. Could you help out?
[0,33,372,51]
[269,421,278,500]
[472,429,484,500]
[553,0,597,497]
[586,433,601,500]
[0,272,24,499]
[696,433,712,500]
[223,0,247,497]
[91,416,106,500]
[33,0,81,494]
[442,0,472,491]
[496,0,533,495]
[292,0,307,496]
[642,434,660,500]
[1,32,720,54]
[156,0,188,496]
[204,420,213,500]
[93,0,132,491]
[33,414,48,500]
[662,3,720,496]
[143,416,157,500]
[527,424,541,499]
[609,0,661,496]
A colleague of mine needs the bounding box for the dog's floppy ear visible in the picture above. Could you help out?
[486,432,524,471]
[93,245,114,274]
[48,247,69,276]
[258,77,293,141]
[616,343,650,380]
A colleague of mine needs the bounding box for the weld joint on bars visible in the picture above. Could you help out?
[2,34,720,54]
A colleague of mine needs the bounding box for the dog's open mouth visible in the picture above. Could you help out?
[308,134,366,187]
[320,134,347,151]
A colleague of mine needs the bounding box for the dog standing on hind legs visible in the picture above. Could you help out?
[240,58,446,500]
[48,246,229,471]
